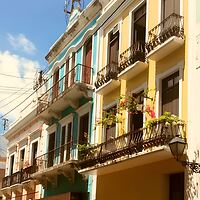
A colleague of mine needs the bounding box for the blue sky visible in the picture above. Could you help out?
[0,0,90,134]
[0,0,68,67]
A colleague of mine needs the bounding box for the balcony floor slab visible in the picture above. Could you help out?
[147,36,184,61]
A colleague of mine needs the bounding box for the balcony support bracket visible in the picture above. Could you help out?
[58,168,75,183]
[48,109,61,119]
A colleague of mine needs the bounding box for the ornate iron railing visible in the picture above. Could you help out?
[78,122,185,169]
[2,175,11,188]
[119,41,146,72]
[2,166,36,188]
[37,64,93,115]
[95,62,119,89]
[146,13,184,53]
[21,165,37,182]
[10,171,21,185]
[33,142,72,173]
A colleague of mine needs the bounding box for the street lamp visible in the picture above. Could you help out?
[169,135,200,173]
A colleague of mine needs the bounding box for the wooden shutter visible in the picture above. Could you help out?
[83,38,92,84]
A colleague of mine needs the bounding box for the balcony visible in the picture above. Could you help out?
[31,142,76,185]
[1,166,36,195]
[78,122,185,175]
[146,13,184,61]
[118,41,147,80]
[94,62,120,95]
[37,64,93,120]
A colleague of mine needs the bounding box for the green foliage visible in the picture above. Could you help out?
[77,143,93,158]
[145,112,185,128]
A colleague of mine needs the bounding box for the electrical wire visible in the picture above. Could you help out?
[0,87,34,109]
[0,72,33,79]
[0,0,128,118]
[0,82,33,104]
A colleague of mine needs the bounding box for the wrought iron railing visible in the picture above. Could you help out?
[2,175,11,188]
[21,165,37,182]
[33,142,72,173]
[10,171,21,185]
[119,41,146,72]
[146,13,184,53]
[78,122,185,169]
[37,64,93,115]
[95,62,119,89]
[2,166,36,188]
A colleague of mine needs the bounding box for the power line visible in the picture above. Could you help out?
[0,0,128,118]
[0,82,33,104]
[0,87,34,109]
[0,72,33,79]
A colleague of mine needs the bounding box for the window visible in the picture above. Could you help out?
[108,30,119,65]
[83,37,92,84]
[48,132,55,167]
[60,126,66,163]
[162,0,180,20]
[19,148,25,169]
[31,141,38,166]
[9,154,15,175]
[79,113,89,145]
[162,71,179,115]
[105,105,117,142]
[132,4,146,44]
[66,122,72,160]
[129,91,144,131]
[169,173,184,200]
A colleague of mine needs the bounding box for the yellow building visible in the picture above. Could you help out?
[78,0,188,199]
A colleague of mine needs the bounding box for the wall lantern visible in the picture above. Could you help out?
[169,135,200,173]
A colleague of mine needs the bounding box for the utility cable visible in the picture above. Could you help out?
[0,87,34,109]
[0,0,128,118]
[0,81,33,103]
[0,72,33,79]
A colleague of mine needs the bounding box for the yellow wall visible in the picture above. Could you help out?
[96,159,184,200]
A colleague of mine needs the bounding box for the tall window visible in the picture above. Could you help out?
[20,148,25,169]
[129,91,144,131]
[31,141,38,166]
[83,37,92,84]
[60,126,66,163]
[9,154,15,175]
[105,105,117,142]
[162,71,179,115]
[132,4,146,44]
[66,122,72,160]
[108,30,119,65]
[79,113,89,145]
[162,0,180,19]
[48,132,55,167]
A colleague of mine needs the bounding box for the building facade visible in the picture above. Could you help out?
[2,0,200,199]
[30,1,101,200]
[1,103,47,200]
[78,0,190,199]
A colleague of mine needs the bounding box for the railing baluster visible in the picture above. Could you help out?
[78,122,186,169]
[146,13,184,53]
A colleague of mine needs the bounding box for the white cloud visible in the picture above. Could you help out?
[7,33,37,55]
[0,51,40,128]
